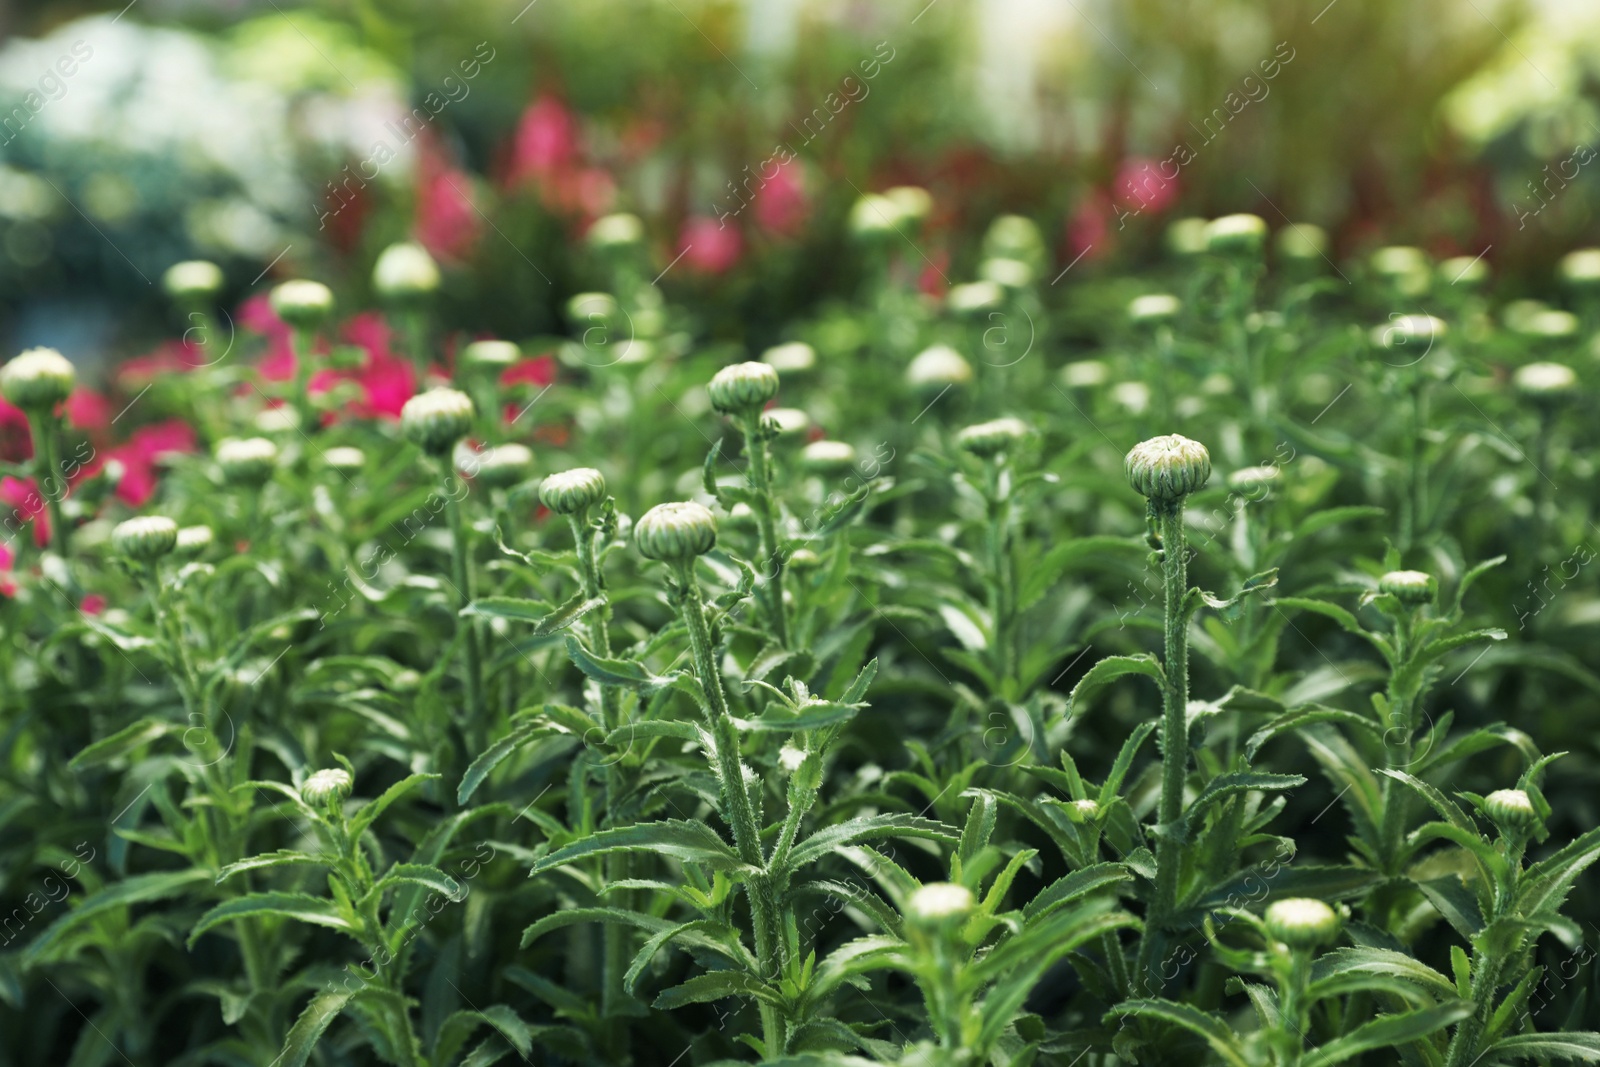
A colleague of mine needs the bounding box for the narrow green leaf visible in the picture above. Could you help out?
[1300,1002,1473,1067]
[1068,653,1164,713]
[189,892,358,948]
[274,991,354,1067]
[529,820,748,878]
[564,635,668,691]
[786,815,958,872]
[68,718,173,770]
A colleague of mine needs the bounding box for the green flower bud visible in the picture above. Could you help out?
[215,437,279,487]
[470,443,534,489]
[372,242,440,301]
[956,417,1031,458]
[163,260,224,303]
[1558,249,1600,289]
[540,468,608,516]
[947,281,1005,316]
[401,388,475,456]
[1061,359,1108,388]
[801,440,857,475]
[1372,314,1448,349]
[254,406,301,434]
[848,194,899,239]
[1378,569,1435,606]
[1,347,76,412]
[586,213,644,250]
[567,291,620,328]
[1514,309,1579,340]
[787,547,822,572]
[634,501,717,562]
[1128,293,1181,325]
[980,256,1033,289]
[112,515,179,561]
[708,361,781,415]
[1227,465,1280,496]
[1370,245,1428,279]
[301,768,354,807]
[983,214,1044,262]
[885,186,933,226]
[175,525,214,558]
[762,407,811,440]
[905,882,975,932]
[1514,361,1578,400]
[1125,434,1211,505]
[1264,898,1340,949]
[1483,788,1540,834]
[1166,217,1210,257]
[1276,224,1328,262]
[1066,798,1099,823]
[461,339,521,372]
[1439,255,1489,289]
[1204,214,1268,255]
[323,446,366,471]
[905,345,973,392]
[762,341,816,376]
[270,280,335,330]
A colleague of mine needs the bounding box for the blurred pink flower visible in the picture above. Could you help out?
[510,95,579,184]
[0,542,14,597]
[80,593,106,615]
[1114,157,1179,215]
[753,161,808,236]
[1065,192,1114,264]
[67,388,113,438]
[416,146,483,261]
[0,475,46,546]
[679,216,742,274]
[0,399,32,463]
[100,419,198,507]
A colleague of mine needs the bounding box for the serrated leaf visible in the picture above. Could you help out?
[1067,653,1164,712]
[23,869,211,966]
[274,991,354,1067]
[785,814,958,872]
[68,718,174,770]
[189,893,358,948]
[653,969,781,1010]
[1300,1002,1472,1067]
[458,719,562,804]
[529,820,749,877]
[564,635,669,691]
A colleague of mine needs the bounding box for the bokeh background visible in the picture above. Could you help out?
[0,0,1596,368]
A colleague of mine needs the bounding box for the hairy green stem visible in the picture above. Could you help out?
[985,463,1014,698]
[1150,501,1191,946]
[739,412,790,648]
[1378,619,1415,876]
[669,558,786,1055]
[28,412,67,554]
[445,488,487,756]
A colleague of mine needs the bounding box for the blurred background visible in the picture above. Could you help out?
[0,0,1594,366]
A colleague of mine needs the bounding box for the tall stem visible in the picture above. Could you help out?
[670,559,786,1055]
[28,412,67,553]
[445,487,487,755]
[1152,501,1191,933]
[1378,620,1415,876]
[739,413,790,648]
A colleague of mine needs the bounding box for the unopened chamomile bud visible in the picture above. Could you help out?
[906,345,972,392]
[1483,788,1540,834]
[1558,249,1600,289]
[1125,434,1211,505]
[540,468,607,516]
[1276,224,1327,262]
[323,446,365,471]
[461,339,520,373]
[787,547,822,572]
[300,768,353,807]
[372,242,440,302]
[848,194,899,239]
[586,213,644,250]
[1440,255,1490,289]
[633,501,717,562]
[984,214,1043,261]
[1374,314,1448,349]
[905,882,975,933]
[980,257,1033,289]
[1514,361,1578,400]
[801,440,857,475]
[1205,213,1268,256]
[956,417,1031,458]
[885,186,933,226]
[175,525,214,558]
[1166,217,1210,257]
[708,362,781,416]
[1264,898,1340,949]
[215,437,279,487]
[163,260,224,303]
[762,342,816,376]
[401,388,475,456]
[269,280,335,330]
[762,407,811,440]
[1371,245,1428,279]
[1,347,75,412]
[947,281,1004,316]
[112,515,179,561]
[1228,465,1280,496]
[470,443,534,489]
[1066,798,1099,822]
[1128,293,1181,325]
[1379,569,1435,606]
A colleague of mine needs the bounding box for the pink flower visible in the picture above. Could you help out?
[1114,157,1179,216]
[509,95,579,184]
[1064,191,1114,264]
[501,355,556,390]
[115,340,209,388]
[415,139,483,261]
[678,216,742,274]
[97,419,198,507]
[67,388,113,437]
[0,542,14,597]
[753,161,808,236]
[0,399,32,463]
[919,249,951,298]
[0,475,47,547]
[80,594,106,615]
